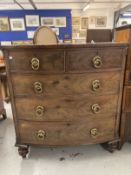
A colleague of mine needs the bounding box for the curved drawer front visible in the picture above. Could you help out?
[8,49,64,72]
[15,95,118,121]
[11,72,121,96]
[19,118,115,146]
[67,48,123,72]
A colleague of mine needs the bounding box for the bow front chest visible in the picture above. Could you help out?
[3,43,127,158]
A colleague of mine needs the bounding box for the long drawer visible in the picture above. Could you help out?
[11,72,121,96]
[123,86,131,112]
[18,118,115,146]
[8,47,123,73]
[15,95,118,121]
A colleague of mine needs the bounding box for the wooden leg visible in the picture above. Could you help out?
[2,109,7,120]
[18,145,29,158]
[101,139,120,153]
[117,139,125,150]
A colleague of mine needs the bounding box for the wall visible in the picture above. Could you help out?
[72,8,115,29]
[0,10,72,41]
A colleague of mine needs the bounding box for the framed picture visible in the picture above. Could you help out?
[79,30,87,38]
[55,17,66,27]
[72,25,80,33]
[89,16,96,25]
[25,15,39,27]
[27,31,35,39]
[0,17,10,31]
[52,28,59,35]
[12,40,33,45]
[95,16,107,27]
[0,41,12,46]
[72,17,80,26]
[81,17,88,29]
[41,17,54,26]
[10,18,25,31]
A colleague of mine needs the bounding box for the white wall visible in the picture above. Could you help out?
[72,8,115,29]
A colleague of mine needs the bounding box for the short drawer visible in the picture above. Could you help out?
[67,48,123,72]
[15,95,118,121]
[8,49,64,73]
[18,118,115,146]
[11,72,121,96]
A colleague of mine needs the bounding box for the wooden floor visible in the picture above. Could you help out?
[0,103,131,175]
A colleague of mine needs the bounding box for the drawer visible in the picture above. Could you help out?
[67,48,123,72]
[124,112,131,141]
[15,95,118,121]
[18,118,115,146]
[11,72,121,96]
[123,87,131,112]
[8,49,64,73]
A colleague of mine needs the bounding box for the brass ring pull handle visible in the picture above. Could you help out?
[92,104,101,114]
[92,56,102,69]
[90,128,99,138]
[92,80,100,91]
[34,82,43,94]
[31,58,39,70]
[35,106,45,117]
[37,130,46,140]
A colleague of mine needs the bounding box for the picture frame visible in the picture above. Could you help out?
[12,40,33,45]
[89,16,96,25]
[72,17,80,26]
[0,17,10,31]
[81,17,88,29]
[25,15,39,27]
[55,17,66,27]
[41,17,54,26]
[79,30,87,38]
[52,28,59,35]
[95,16,107,27]
[0,41,12,46]
[10,18,25,31]
[72,25,80,33]
[27,31,35,39]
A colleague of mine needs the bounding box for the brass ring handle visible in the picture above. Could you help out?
[34,82,43,94]
[90,128,99,138]
[31,58,39,70]
[92,80,100,91]
[35,106,45,117]
[92,56,102,69]
[37,130,46,140]
[92,104,101,114]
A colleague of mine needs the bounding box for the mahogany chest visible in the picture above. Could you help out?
[115,25,131,147]
[2,43,127,157]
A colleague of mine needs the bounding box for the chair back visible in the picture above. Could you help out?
[33,26,58,45]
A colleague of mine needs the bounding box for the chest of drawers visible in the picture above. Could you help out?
[115,25,131,147]
[2,43,127,158]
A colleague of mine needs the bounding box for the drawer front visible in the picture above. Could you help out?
[125,70,131,85]
[18,119,115,146]
[11,72,121,96]
[124,112,131,141]
[15,95,118,121]
[8,49,64,72]
[123,87,131,112]
[67,48,123,72]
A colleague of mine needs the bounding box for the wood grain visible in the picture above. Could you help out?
[18,118,115,146]
[15,94,118,121]
[11,72,121,96]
